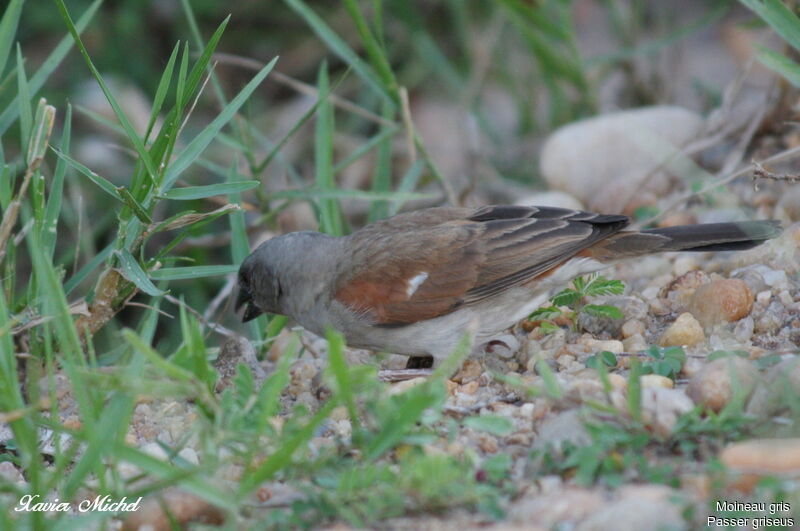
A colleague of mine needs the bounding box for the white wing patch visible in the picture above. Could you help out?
[406,272,429,298]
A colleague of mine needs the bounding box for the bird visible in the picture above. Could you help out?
[236,205,781,365]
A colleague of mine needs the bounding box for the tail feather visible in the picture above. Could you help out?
[594,220,782,259]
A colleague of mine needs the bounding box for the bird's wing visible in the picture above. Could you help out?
[334,205,629,326]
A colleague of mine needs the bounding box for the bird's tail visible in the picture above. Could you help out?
[588,220,782,259]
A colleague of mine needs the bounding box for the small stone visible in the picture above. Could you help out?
[622,333,647,354]
[686,279,753,329]
[755,302,785,335]
[122,488,225,531]
[640,387,694,437]
[509,488,603,528]
[141,441,170,461]
[178,447,199,466]
[686,357,759,412]
[540,106,703,212]
[534,410,592,452]
[733,316,755,343]
[608,373,627,390]
[659,313,705,347]
[658,211,697,228]
[721,438,800,475]
[575,496,685,531]
[732,266,768,294]
[747,357,800,416]
[452,359,482,384]
[577,296,647,336]
[661,270,710,308]
[641,374,674,389]
[515,190,584,211]
[672,256,698,277]
[460,380,480,395]
[388,377,427,395]
[621,319,645,339]
[0,462,23,483]
[778,290,794,306]
[756,290,772,306]
[580,337,624,355]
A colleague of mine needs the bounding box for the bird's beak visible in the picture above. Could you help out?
[236,289,263,322]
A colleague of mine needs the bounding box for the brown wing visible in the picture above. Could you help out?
[334,205,629,326]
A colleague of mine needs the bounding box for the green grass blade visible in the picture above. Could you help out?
[116,250,164,296]
[226,162,263,339]
[117,186,153,224]
[326,328,361,434]
[314,63,342,236]
[114,444,237,510]
[342,0,397,90]
[64,243,113,295]
[54,0,158,186]
[16,45,31,151]
[161,181,259,200]
[41,104,72,259]
[267,187,433,202]
[161,56,278,192]
[756,44,800,87]
[741,0,800,54]
[239,398,338,495]
[51,148,122,202]
[284,0,395,107]
[0,0,102,136]
[388,159,424,216]
[149,265,239,280]
[144,41,180,143]
[368,101,394,222]
[0,0,23,78]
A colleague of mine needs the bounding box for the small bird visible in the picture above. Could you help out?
[236,205,780,365]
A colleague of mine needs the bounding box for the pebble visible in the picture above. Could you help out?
[579,337,624,355]
[686,279,753,329]
[122,488,225,531]
[672,256,698,277]
[575,496,686,531]
[510,488,604,528]
[622,333,647,354]
[756,290,772,306]
[733,316,755,342]
[577,296,647,336]
[686,357,760,412]
[534,410,592,452]
[178,447,199,466]
[755,301,785,334]
[720,438,800,474]
[540,106,703,213]
[659,313,705,347]
[388,377,427,395]
[0,462,23,484]
[621,319,645,339]
[516,190,584,211]
[452,359,483,384]
[731,266,768,294]
[641,374,674,389]
[747,357,800,416]
[640,387,695,437]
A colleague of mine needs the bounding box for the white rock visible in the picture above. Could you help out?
[540,106,703,212]
[516,190,584,211]
[178,447,199,466]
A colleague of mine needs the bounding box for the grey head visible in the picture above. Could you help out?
[236,231,339,322]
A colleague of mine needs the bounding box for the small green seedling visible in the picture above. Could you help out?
[641,345,686,379]
[528,274,625,332]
